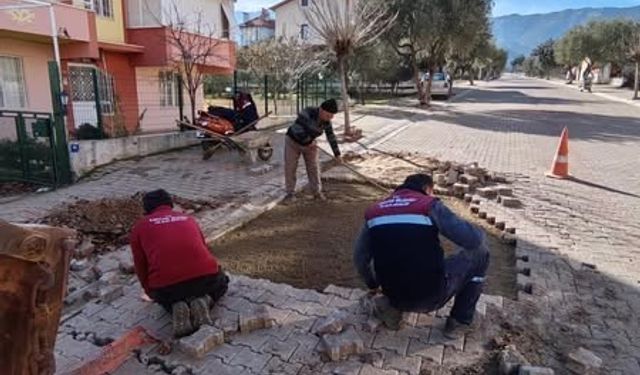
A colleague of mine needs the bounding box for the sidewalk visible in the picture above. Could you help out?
[544,77,640,108]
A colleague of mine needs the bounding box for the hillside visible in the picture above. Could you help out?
[493,5,640,61]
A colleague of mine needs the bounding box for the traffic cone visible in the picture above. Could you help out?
[546,127,570,179]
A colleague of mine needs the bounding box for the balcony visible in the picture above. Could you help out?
[0,2,98,59]
[127,27,236,74]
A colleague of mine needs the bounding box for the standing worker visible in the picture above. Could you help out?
[130,189,229,337]
[284,98,342,201]
[354,174,489,338]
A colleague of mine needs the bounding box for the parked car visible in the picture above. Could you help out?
[421,72,453,99]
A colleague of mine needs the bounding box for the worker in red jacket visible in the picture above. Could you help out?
[130,189,228,337]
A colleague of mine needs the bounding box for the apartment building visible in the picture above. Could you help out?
[270,0,350,44]
[0,0,236,135]
[239,8,274,47]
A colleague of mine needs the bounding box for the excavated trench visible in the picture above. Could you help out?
[213,180,517,299]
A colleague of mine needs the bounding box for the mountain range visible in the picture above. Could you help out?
[492,5,640,62]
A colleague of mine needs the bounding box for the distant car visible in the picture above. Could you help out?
[421,72,453,99]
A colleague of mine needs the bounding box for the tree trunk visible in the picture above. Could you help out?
[190,91,196,125]
[425,66,434,107]
[338,56,351,135]
[410,55,427,105]
[272,88,279,115]
[469,69,475,86]
[634,62,639,100]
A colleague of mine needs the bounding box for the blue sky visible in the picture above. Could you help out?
[235,0,640,16]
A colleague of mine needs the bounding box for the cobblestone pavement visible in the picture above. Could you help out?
[5,76,640,373]
[352,77,640,372]
[56,273,507,375]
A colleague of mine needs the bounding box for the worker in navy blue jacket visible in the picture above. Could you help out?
[354,174,489,337]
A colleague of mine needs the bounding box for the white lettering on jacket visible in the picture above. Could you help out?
[149,215,188,225]
[379,196,417,208]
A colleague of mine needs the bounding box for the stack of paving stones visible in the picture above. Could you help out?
[55,273,506,374]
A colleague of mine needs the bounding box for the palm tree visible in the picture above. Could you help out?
[305,0,395,137]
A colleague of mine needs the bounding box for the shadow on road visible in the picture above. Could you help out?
[459,90,593,105]
[568,176,640,199]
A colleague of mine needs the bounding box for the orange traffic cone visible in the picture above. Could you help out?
[546,127,570,179]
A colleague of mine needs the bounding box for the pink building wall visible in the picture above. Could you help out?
[0,38,53,113]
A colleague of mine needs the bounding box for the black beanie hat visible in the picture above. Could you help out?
[143,189,173,214]
[320,99,338,114]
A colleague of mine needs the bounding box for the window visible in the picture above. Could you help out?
[97,71,115,115]
[301,0,309,6]
[300,24,309,40]
[159,71,179,107]
[0,56,27,109]
[221,5,230,39]
[84,0,113,18]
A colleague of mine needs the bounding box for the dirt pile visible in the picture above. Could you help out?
[41,194,223,251]
[0,181,39,198]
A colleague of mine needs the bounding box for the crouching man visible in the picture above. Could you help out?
[354,174,489,338]
[130,190,229,337]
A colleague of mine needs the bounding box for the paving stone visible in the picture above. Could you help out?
[229,347,272,373]
[323,284,353,299]
[322,360,364,375]
[519,366,555,375]
[230,330,272,350]
[178,325,224,359]
[360,364,399,375]
[98,284,124,304]
[428,325,464,351]
[372,332,410,356]
[383,352,422,375]
[239,305,276,333]
[313,310,349,335]
[501,197,522,208]
[476,187,497,199]
[192,356,246,375]
[321,326,365,361]
[407,339,444,365]
[453,183,470,197]
[496,186,513,196]
[208,343,243,364]
[434,185,451,196]
[262,356,304,375]
[211,306,240,335]
[261,337,300,361]
[567,347,603,374]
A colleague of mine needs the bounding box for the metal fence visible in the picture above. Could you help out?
[204,71,342,117]
[0,110,68,186]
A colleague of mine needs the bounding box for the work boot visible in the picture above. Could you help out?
[443,316,471,340]
[190,297,214,329]
[372,295,402,330]
[171,301,194,338]
[282,193,296,204]
[313,192,327,201]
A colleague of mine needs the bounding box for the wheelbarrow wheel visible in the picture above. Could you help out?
[258,144,274,161]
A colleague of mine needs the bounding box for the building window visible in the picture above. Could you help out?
[97,71,115,115]
[300,24,309,40]
[159,71,179,107]
[0,56,27,109]
[301,0,309,7]
[84,0,113,18]
[221,5,230,39]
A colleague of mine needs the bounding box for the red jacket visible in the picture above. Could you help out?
[129,206,219,293]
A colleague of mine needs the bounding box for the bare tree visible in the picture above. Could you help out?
[238,37,326,114]
[305,0,395,136]
[163,2,223,123]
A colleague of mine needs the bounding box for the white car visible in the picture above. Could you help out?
[421,72,453,99]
